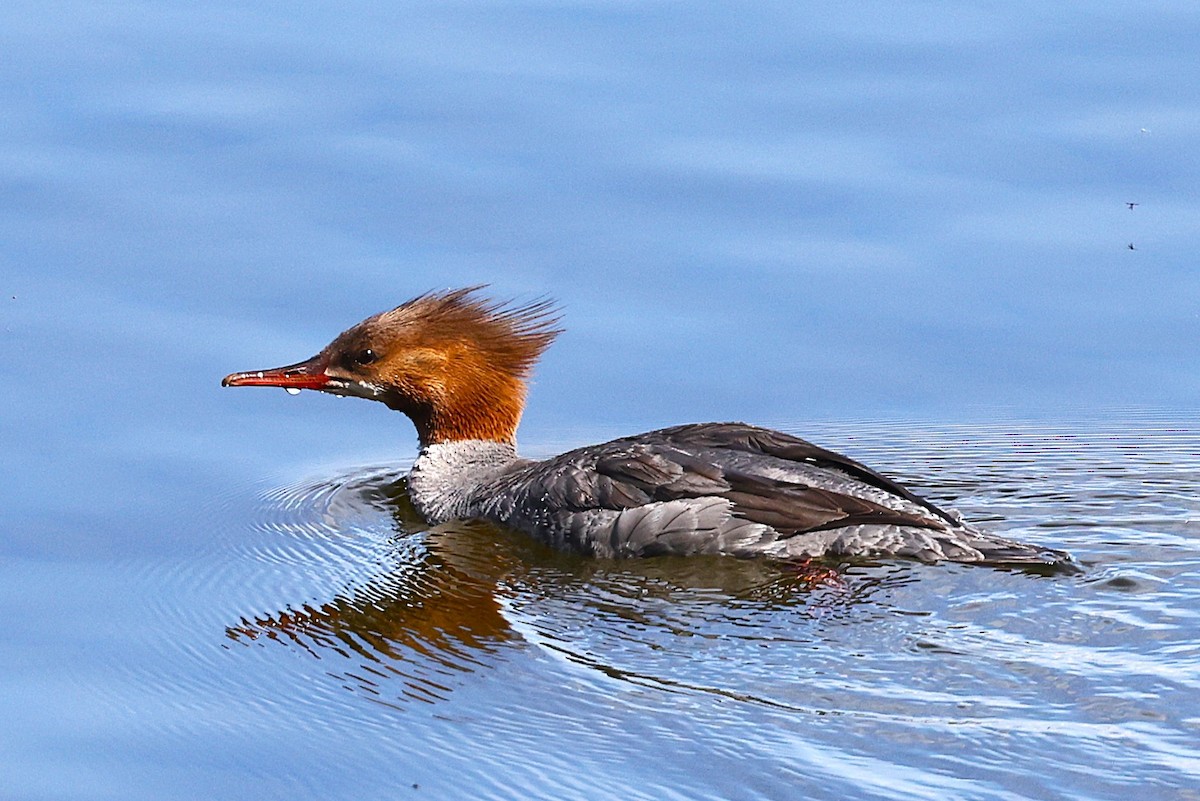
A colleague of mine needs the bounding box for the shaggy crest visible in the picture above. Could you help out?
[302,286,565,446]
[373,286,562,378]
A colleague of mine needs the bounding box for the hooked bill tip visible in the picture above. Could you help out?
[221,371,259,387]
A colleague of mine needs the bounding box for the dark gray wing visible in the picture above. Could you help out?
[515,422,952,537]
[477,422,1075,567]
[653,422,960,525]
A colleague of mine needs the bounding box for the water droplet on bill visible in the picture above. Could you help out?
[284,387,301,396]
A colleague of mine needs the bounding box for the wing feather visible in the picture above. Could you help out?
[522,425,952,541]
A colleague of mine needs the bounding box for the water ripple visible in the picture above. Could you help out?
[135,416,1200,799]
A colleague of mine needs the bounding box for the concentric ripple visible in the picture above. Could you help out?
[136,415,1200,798]
[223,466,542,707]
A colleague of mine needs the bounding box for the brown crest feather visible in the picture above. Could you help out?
[333,287,563,446]
[379,286,562,378]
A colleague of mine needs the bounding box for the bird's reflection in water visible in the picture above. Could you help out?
[228,477,526,704]
[227,473,880,706]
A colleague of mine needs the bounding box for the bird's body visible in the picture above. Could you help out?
[223,288,1075,569]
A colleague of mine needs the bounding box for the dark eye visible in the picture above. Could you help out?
[353,348,378,366]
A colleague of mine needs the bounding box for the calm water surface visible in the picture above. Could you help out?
[3,2,1199,799]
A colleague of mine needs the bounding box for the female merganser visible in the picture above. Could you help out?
[223,288,1074,568]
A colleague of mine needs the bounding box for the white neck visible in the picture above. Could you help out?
[407,439,520,524]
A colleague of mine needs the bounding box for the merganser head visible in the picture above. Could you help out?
[221,287,561,447]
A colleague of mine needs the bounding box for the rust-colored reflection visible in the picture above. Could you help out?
[227,479,526,704]
[226,474,855,704]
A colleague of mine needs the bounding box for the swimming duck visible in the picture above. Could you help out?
[223,288,1074,568]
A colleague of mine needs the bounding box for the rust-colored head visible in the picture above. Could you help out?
[222,287,562,447]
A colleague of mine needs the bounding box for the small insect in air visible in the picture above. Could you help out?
[1126,202,1139,210]
[1127,243,1137,250]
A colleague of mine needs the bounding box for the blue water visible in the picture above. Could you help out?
[3,3,1198,799]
